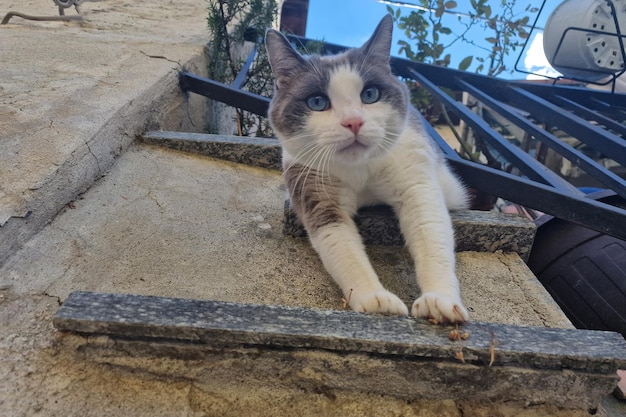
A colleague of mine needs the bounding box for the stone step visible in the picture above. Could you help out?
[140,131,282,170]
[54,291,626,412]
[141,131,537,259]
[284,202,536,260]
[34,141,623,414]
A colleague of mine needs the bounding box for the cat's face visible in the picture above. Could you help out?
[266,15,409,166]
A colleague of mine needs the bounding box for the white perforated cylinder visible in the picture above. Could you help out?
[543,0,626,80]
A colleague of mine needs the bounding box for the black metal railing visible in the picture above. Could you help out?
[179,34,626,241]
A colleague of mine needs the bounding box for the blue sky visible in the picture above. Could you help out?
[305,0,557,79]
[306,0,392,48]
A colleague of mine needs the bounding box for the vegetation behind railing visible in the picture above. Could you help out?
[206,0,277,136]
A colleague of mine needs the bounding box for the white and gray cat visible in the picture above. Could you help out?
[265,14,469,323]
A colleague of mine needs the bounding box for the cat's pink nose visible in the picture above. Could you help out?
[341,117,364,135]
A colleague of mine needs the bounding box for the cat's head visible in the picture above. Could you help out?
[265,15,409,166]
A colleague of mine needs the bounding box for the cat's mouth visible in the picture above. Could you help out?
[338,138,369,153]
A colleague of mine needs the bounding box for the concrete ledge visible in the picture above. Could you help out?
[285,201,536,259]
[54,291,626,372]
[54,291,626,410]
[140,132,537,259]
[140,131,282,170]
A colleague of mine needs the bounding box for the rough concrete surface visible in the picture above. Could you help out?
[1,1,624,416]
[0,143,604,417]
[0,144,572,328]
[0,0,209,264]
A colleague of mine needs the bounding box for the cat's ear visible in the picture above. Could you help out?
[265,29,306,86]
[359,14,394,64]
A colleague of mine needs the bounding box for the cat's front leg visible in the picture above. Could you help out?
[285,164,408,315]
[394,190,469,323]
[310,222,409,315]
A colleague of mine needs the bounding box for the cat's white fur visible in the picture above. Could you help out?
[266,15,470,322]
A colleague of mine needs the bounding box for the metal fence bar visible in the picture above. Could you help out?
[449,158,626,239]
[552,95,626,136]
[421,119,464,161]
[179,72,270,117]
[457,79,626,199]
[499,81,626,110]
[408,68,574,190]
[588,98,626,122]
[231,45,259,90]
[504,86,626,166]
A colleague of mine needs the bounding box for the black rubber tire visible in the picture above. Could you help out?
[528,194,626,337]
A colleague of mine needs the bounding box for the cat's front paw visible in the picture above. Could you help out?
[411,292,469,323]
[349,289,409,316]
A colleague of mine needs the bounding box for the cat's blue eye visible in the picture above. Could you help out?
[360,86,380,104]
[306,94,330,111]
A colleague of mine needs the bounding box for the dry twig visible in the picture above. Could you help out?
[341,289,353,310]
[488,331,498,367]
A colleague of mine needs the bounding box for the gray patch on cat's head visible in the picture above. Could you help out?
[266,15,409,138]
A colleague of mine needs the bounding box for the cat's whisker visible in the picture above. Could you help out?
[289,147,323,201]
[280,132,317,145]
[309,59,326,83]
[358,64,377,82]
[317,145,337,202]
[373,129,398,147]
[282,146,319,195]
[382,137,400,157]
[299,142,339,206]
[289,142,335,208]
[309,153,325,204]
[359,46,381,77]
[380,132,400,149]
[295,39,309,54]
[283,139,321,170]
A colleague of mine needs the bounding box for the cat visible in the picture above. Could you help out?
[265,14,469,323]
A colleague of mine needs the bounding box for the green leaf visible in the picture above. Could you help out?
[444,1,457,9]
[459,55,473,71]
[484,5,492,18]
[485,37,498,44]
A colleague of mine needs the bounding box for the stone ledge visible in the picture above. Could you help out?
[140,131,281,170]
[140,132,537,259]
[53,291,626,411]
[285,201,536,259]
